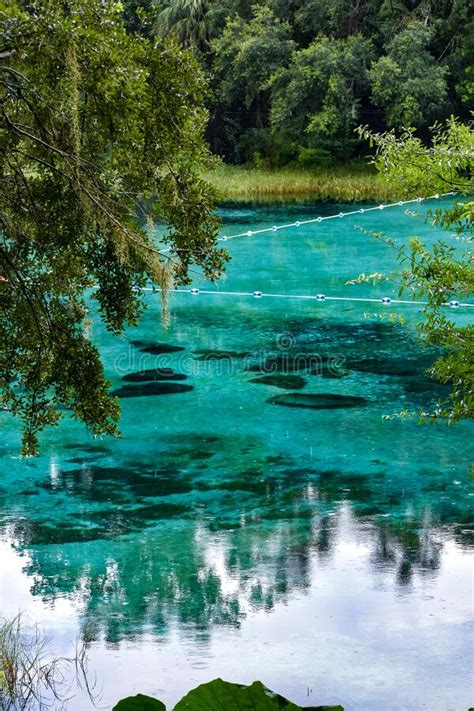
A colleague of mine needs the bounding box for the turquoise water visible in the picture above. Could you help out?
[0,198,473,710]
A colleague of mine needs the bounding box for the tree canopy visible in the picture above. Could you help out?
[369,22,449,130]
[270,34,374,159]
[151,0,473,165]
[0,0,227,454]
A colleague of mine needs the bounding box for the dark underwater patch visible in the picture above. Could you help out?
[12,518,106,545]
[40,464,192,501]
[11,498,190,545]
[122,368,188,382]
[18,489,41,497]
[317,469,373,502]
[80,501,189,527]
[319,369,350,379]
[112,382,194,398]
[268,393,369,409]
[67,455,104,465]
[346,357,431,377]
[162,433,221,445]
[193,350,252,360]
[63,443,111,454]
[246,354,337,374]
[403,376,450,395]
[250,375,306,389]
[264,454,288,465]
[130,341,185,355]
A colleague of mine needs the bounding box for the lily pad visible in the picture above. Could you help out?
[122,368,188,382]
[113,681,344,711]
[250,375,306,389]
[173,678,343,710]
[112,382,193,398]
[268,394,369,409]
[113,694,165,711]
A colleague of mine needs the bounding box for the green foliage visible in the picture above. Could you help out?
[203,163,397,201]
[153,0,231,50]
[270,35,374,158]
[291,0,368,40]
[369,21,449,130]
[358,116,473,196]
[113,678,344,710]
[454,20,474,111]
[235,128,299,168]
[175,679,302,710]
[212,6,295,111]
[205,163,401,202]
[0,0,227,454]
[360,117,474,421]
[297,148,333,170]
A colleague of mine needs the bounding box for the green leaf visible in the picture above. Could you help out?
[113,694,166,711]
[173,678,344,710]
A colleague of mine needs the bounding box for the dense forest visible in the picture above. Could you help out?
[125,0,474,166]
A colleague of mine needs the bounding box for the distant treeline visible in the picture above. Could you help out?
[126,0,473,166]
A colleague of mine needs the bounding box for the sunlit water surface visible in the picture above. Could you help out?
[1,199,473,710]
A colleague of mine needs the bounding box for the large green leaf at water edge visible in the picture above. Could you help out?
[113,694,166,711]
[112,680,345,710]
[173,678,344,710]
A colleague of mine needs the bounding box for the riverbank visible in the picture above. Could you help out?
[203,164,401,203]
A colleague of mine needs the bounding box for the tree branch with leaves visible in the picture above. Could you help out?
[0,0,228,454]
[358,116,473,421]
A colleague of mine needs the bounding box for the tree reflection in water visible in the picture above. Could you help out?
[1,438,471,645]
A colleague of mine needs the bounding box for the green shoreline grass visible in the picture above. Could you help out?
[203,164,401,203]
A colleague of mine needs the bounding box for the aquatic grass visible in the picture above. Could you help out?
[0,614,93,710]
[202,165,401,203]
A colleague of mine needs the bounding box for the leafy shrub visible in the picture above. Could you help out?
[297,147,333,169]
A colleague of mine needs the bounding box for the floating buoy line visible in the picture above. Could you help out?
[147,191,472,310]
[216,191,458,243]
[140,286,473,310]
[160,191,458,255]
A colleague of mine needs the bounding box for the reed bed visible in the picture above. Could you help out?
[203,165,401,203]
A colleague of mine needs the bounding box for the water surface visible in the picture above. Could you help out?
[0,198,472,710]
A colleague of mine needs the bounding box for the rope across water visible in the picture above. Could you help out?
[141,287,473,309]
[160,191,458,255]
[218,191,458,242]
[152,191,471,309]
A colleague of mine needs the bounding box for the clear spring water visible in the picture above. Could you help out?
[0,198,473,710]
